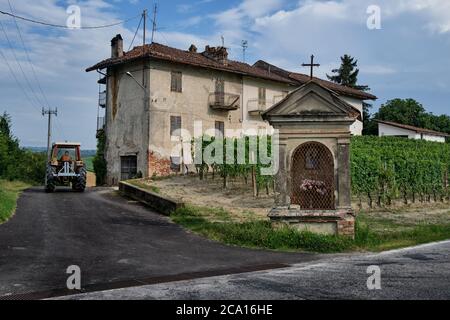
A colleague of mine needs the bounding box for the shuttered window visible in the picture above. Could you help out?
[258,87,266,108]
[171,71,182,92]
[215,121,224,138]
[170,116,182,136]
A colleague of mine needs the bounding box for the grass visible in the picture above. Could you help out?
[84,156,94,172]
[0,180,30,224]
[127,179,161,194]
[171,205,450,253]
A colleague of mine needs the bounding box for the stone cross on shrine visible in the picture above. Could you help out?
[302,55,320,79]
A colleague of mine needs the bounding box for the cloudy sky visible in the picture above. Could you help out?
[1,0,450,149]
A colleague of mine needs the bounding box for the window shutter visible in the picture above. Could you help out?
[215,121,224,138]
[170,116,182,136]
[258,87,266,107]
[171,72,182,92]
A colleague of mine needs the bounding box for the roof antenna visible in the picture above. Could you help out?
[221,35,225,47]
[151,3,158,43]
[241,40,248,63]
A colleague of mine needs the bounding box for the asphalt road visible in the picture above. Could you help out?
[0,187,317,299]
[59,240,450,300]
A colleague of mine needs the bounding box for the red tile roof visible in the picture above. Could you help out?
[253,60,377,100]
[86,42,376,101]
[86,43,296,84]
[376,120,450,137]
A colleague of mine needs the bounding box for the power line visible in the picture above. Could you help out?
[7,0,50,108]
[0,9,141,29]
[0,48,40,111]
[128,13,143,51]
[0,20,46,108]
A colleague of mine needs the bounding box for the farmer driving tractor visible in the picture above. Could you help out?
[60,151,72,162]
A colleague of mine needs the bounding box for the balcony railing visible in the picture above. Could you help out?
[97,116,105,131]
[99,90,106,108]
[209,92,240,111]
[248,95,287,115]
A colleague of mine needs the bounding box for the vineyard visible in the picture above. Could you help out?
[191,135,274,197]
[190,135,450,208]
[351,136,450,207]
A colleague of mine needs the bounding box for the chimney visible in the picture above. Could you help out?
[111,34,123,58]
[202,45,228,65]
[188,44,198,53]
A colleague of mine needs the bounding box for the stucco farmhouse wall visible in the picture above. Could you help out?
[378,123,446,143]
[104,60,149,185]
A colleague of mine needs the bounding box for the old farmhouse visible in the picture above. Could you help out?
[86,34,376,185]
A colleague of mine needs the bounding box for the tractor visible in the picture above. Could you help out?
[45,142,87,193]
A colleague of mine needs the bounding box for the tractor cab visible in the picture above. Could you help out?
[45,142,87,192]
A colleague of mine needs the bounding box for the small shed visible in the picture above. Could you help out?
[377,120,449,143]
[262,80,360,237]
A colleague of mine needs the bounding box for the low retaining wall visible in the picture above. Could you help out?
[119,181,184,216]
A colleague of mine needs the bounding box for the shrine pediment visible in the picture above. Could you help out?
[262,81,361,121]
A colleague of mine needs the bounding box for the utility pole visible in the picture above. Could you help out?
[151,3,157,44]
[42,108,58,161]
[143,9,147,47]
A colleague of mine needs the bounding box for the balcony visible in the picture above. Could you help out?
[209,92,240,111]
[99,90,106,108]
[248,95,286,116]
[97,116,105,131]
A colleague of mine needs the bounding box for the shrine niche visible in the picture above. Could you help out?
[291,142,335,210]
[262,80,360,238]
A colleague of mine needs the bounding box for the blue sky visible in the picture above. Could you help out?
[1,0,450,148]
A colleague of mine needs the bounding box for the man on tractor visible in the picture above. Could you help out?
[60,151,72,162]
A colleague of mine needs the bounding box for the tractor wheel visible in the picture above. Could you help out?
[45,165,56,193]
[74,167,87,192]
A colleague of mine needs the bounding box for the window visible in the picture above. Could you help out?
[170,116,182,137]
[215,121,224,138]
[258,87,266,108]
[171,71,182,92]
[215,78,225,105]
[120,156,137,181]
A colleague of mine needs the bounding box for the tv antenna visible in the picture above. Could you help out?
[241,40,248,62]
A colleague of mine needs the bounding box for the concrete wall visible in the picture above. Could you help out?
[342,97,363,136]
[147,60,244,176]
[378,123,446,143]
[105,60,149,185]
[242,77,292,134]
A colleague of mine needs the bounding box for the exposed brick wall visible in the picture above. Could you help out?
[337,216,355,238]
[148,151,172,177]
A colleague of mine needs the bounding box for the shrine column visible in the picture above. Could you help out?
[274,139,289,207]
[337,138,352,210]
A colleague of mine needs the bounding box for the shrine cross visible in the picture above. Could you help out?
[302,55,320,79]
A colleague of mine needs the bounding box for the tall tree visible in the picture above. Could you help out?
[0,112,12,138]
[327,54,370,91]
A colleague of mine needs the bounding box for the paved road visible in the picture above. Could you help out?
[0,187,317,298]
[59,240,450,300]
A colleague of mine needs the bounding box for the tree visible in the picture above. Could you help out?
[375,99,427,127]
[0,112,12,138]
[93,129,107,186]
[327,54,370,91]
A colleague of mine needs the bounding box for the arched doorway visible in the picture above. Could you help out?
[291,142,335,210]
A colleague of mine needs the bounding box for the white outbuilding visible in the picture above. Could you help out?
[377,120,449,143]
